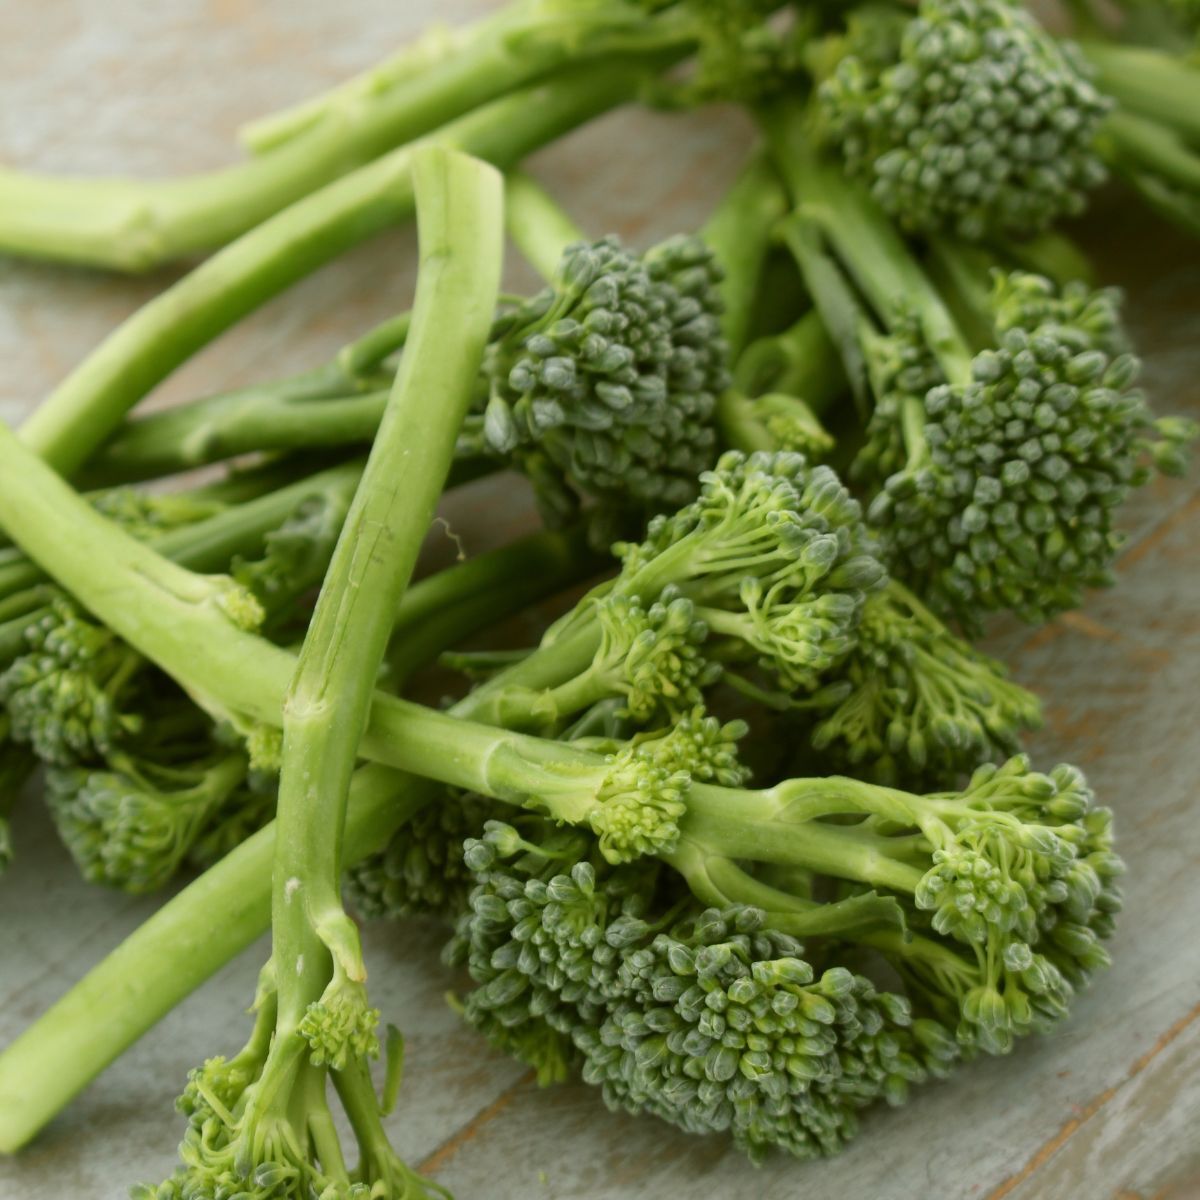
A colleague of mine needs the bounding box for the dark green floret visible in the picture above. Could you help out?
[475,234,728,521]
[864,273,1197,623]
[819,0,1110,239]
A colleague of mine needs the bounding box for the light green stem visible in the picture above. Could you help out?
[505,170,587,281]
[764,106,975,388]
[699,148,789,357]
[1080,42,1200,142]
[0,4,690,273]
[17,61,659,478]
[270,147,503,1043]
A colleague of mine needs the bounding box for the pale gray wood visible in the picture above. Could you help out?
[0,3,1197,1199]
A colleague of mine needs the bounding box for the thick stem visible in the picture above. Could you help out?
[0,763,433,1154]
[79,315,415,488]
[667,839,905,936]
[731,309,844,405]
[1094,110,1200,236]
[388,525,604,684]
[1080,43,1200,142]
[271,147,503,1038]
[18,60,662,477]
[680,781,926,895]
[0,5,688,272]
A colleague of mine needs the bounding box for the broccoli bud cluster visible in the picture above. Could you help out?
[591,589,719,722]
[820,0,1110,239]
[809,582,1042,786]
[906,755,1123,1051]
[345,790,499,922]
[865,274,1197,624]
[451,825,959,1163]
[588,906,953,1164]
[481,234,727,515]
[46,745,250,893]
[0,599,144,765]
[618,451,886,683]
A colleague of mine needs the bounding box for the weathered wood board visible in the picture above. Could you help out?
[0,3,1198,1198]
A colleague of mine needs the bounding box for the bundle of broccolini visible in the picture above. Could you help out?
[0,0,1195,1195]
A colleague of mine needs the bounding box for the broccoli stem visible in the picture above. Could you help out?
[699,149,790,358]
[17,61,661,479]
[0,460,366,657]
[666,839,906,937]
[0,5,693,273]
[504,170,588,281]
[764,107,974,383]
[387,525,604,685]
[731,311,844,405]
[1098,109,1200,236]
[257,147,501,1180]
[79,313,416,488]
[0,535,598,1153]
[237,26,465,156]
[1080,42,1200,142]
[718,312,846,454]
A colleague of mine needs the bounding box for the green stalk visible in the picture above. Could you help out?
[731,310,843,403]
[1080,42,1200,142]
[504,170,587,281]
[763,106,975,387]
[0,460,365,630]
[1098,109,1200,237]
[699,149,790,358]
[78,314,416,488]
[717,311,846,454]
[0,765,431,1154]
[18,59,665,478]
[387,525,604,684]
[0,519,604,1153]
[267,145,502,1121]
[0,4,694,272]
[87,390,392,485]
[666,839,905,937]
[239,24,472,155]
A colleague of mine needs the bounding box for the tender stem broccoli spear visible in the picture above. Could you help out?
[767,119,1197,625]
[139,146,503,1200]
[818,0,1111,240]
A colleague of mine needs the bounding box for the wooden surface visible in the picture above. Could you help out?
[1,4,1198,1198]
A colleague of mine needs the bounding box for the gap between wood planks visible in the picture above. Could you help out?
[985,1001,1200,1200]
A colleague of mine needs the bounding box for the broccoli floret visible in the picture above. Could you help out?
[46,742,252,894]
[819,0,1110,239]
[614,451,885,678]
[865,273,1197,623]
[0,599,147,766]
[768,133,1197,625]
[475,233,728,521]
[450,816,956,1163]
[808,581,1042,786]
